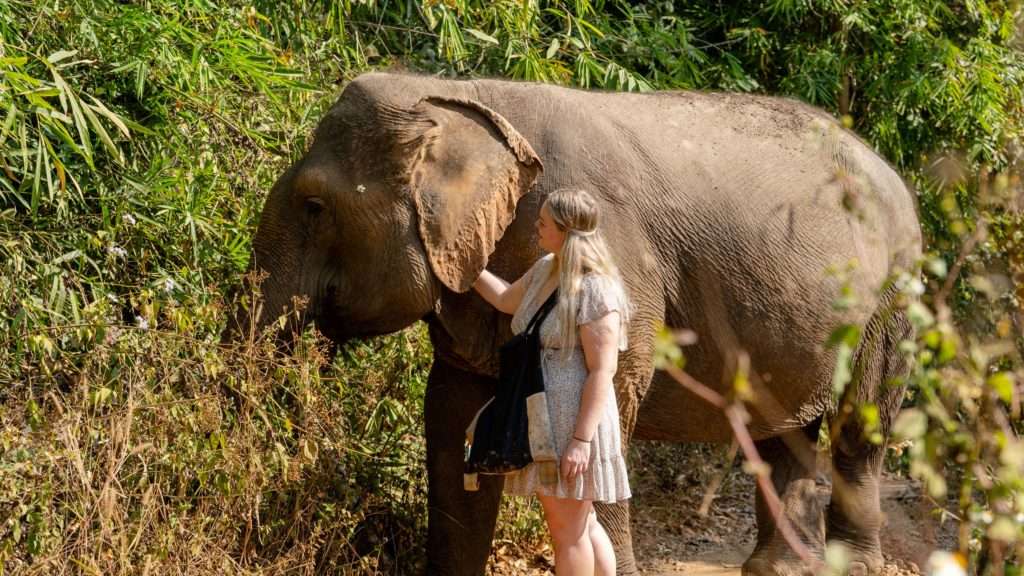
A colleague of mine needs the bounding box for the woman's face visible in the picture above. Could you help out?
[536,203,567,255]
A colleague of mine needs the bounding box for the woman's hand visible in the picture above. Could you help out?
[561,438,591,480]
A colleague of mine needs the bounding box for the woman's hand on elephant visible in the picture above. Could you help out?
[561,439,591,480]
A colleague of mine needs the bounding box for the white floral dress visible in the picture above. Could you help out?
[502,254,632,503]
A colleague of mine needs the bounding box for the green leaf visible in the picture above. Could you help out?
[0,56,28,67]
[26,399,42,431]
[831,342,854,396]
[49,69,93,166]
[52,250,82,265]
[987,372,1015,404]
[80,100,123,163]
[85,95,131,138]
[937,333,957,363]
[91,386,113,406]
[466,28,499,45]
[46,49,79,64]
[652,324,687,370]
[546,38,561,59]
[827,324,861,348]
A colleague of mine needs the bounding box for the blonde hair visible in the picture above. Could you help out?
[542,188,630,352]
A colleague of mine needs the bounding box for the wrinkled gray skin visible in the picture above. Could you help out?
[230,73,922,576]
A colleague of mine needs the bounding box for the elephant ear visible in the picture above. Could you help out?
[402,96,542,293]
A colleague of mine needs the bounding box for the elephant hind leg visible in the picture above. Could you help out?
[742,418,826,576]
[827,304,913,576]
[594,500,636,575]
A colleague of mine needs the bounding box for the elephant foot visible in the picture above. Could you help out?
[742,482,825,576]
[741,547,816,576]
[845,559,882,576]
[825,536,885,576]
[827,501,885,575]
[745,430,825,576]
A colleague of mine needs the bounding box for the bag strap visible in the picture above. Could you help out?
[524,289,559,335]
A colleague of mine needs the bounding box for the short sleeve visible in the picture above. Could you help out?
[518,254,553,291]
[576,274,629,351]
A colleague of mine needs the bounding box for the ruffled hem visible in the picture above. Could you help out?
[503,454,632,503]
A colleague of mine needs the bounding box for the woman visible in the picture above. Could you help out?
[472,188,631,575]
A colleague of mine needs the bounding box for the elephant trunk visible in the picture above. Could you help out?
[222,206,309,348]
[221,268,303,347]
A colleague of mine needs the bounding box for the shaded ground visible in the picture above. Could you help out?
[490,442,958,575]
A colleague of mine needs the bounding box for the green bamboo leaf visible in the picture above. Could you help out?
[80,101,122,164]
[31,136,43,215]
[28,87,62,99]
[4,70,41,88]
[25,92,56,110]
[546,38,560,59]
[40,136,56,203]
[38,113,85,159]
[47,109,73,124]
[0,102,17,146]
[49,70,93,166]
[136,60,147,98]
[84,96,130,139]
[466,28,499,45]
[575,18,605,39]
[46,49,78,64]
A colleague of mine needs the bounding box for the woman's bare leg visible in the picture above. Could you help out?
[589,509,616,575]
[538,494,594,575]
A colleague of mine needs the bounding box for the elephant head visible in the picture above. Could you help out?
[227,75,543,350]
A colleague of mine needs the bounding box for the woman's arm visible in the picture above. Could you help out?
[561,311,621,479]
[472,269,530,315]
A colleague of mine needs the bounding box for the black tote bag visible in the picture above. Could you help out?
[465,289,559,476]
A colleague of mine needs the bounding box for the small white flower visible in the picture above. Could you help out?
[135,316,149,330]
[356,184,367,194]
[162,278,177,294]
[106,293,119,304]
[108,245,127,259]
[121,213,137,226]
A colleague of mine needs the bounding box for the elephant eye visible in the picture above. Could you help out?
[304,196,325,216]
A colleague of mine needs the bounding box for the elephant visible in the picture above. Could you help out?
[229,72,922,575]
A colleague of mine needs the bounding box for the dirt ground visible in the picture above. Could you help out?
[490,442,958,575]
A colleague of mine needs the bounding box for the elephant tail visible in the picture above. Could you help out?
[829,282,915,445]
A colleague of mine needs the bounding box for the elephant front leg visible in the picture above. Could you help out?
[742,420,826,576]
[425,358,504,575]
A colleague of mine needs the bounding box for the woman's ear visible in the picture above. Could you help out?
[401,96,542,293]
